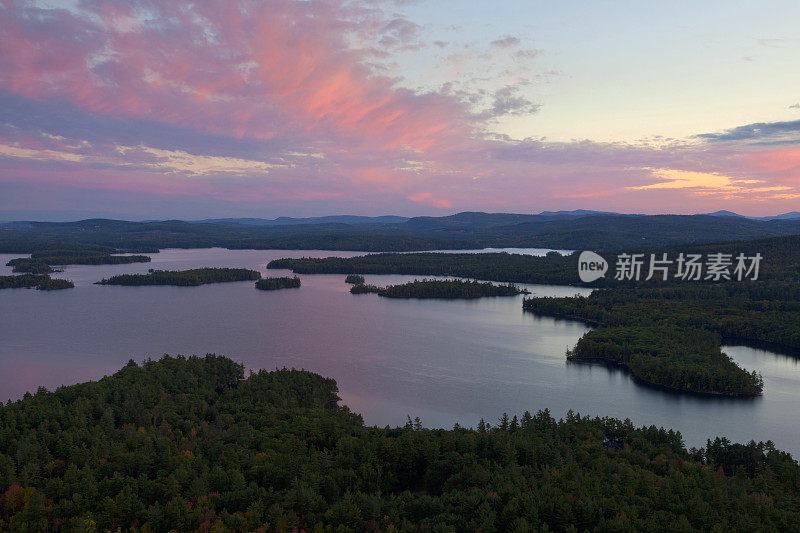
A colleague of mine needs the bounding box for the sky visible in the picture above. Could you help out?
[1,0,799,220]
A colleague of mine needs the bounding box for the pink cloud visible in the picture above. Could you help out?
[408,192,452,209]
[0,0,799,217]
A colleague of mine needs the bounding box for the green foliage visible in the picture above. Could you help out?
[5,258,54,274]
[1,356,798,531]
[570,326,763,396]
[255,276,301,290]
[0,274,43,289]
[34,277,75,291]
[97,268,261,287]
[522,280,800,395]
[0,274,74,290]
[344,274,365,284]
[353,279,529,299]
[349,283,383,295]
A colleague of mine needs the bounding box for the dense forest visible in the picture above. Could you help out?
[0,274,74,290]
[344,274,365,284]
[349,279,529,299]
[3,213,800,254]
[522,280,800,395]
[1,355,798,531]
[97,268,261,287]
[255,276,301,290]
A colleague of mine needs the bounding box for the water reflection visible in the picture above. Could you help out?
[0,249,798,456]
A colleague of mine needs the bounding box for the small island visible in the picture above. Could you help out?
[6,258,56,274]
[255,276,301,290]
[345,274,366,284]
[0,274,74,290]
[97,268,261,286]
[351,279,529,299]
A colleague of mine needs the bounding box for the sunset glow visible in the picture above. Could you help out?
[1,0,799,219]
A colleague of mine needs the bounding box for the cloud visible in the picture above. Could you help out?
[0,0,799,217]
[627,168,797,200]
[513,49,540,61]
[489,86,541,116]
[491,36,520,49]
[407,191,452,209]
[697,120,800,143]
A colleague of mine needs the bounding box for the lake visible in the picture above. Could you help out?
[1,248,799,456]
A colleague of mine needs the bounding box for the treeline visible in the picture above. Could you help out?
[522,280,800,395]
[268,233,800,287]
[1,355,798,531]
[255,277,301,290]
[350,283,383,295]
[350,279,528,299]
[6,244,151,273]
[269,252,580,285]
[0,274,74,290]
[4,214,800,254]
[0,220,474,254]
[97,268,261,286]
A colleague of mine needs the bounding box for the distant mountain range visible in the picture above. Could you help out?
[4,210,800,252]
[701,210,800,221]
[187,209,800,226]
[194,215,410,226]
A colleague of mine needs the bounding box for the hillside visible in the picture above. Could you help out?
[3,212,800,253]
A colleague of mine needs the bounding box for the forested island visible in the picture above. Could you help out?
[523,280,800,396]
[269,252,581,285]
[6,244,151,273]
[255,276,301,290]
[0,355,798,531]
[0,274,74,290]
[344,274,365,284]
[5,258,55,274]
[97,268,261,286]
[350,279,529,299]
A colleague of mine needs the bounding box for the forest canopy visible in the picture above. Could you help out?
[1,355,798,532]
[0,274,74,291]
[97,268,261,287]
[255,276,301,290]
[350,279,529,299]
[522,281,800,396]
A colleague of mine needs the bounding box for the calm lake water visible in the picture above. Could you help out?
[1,248,799,456]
